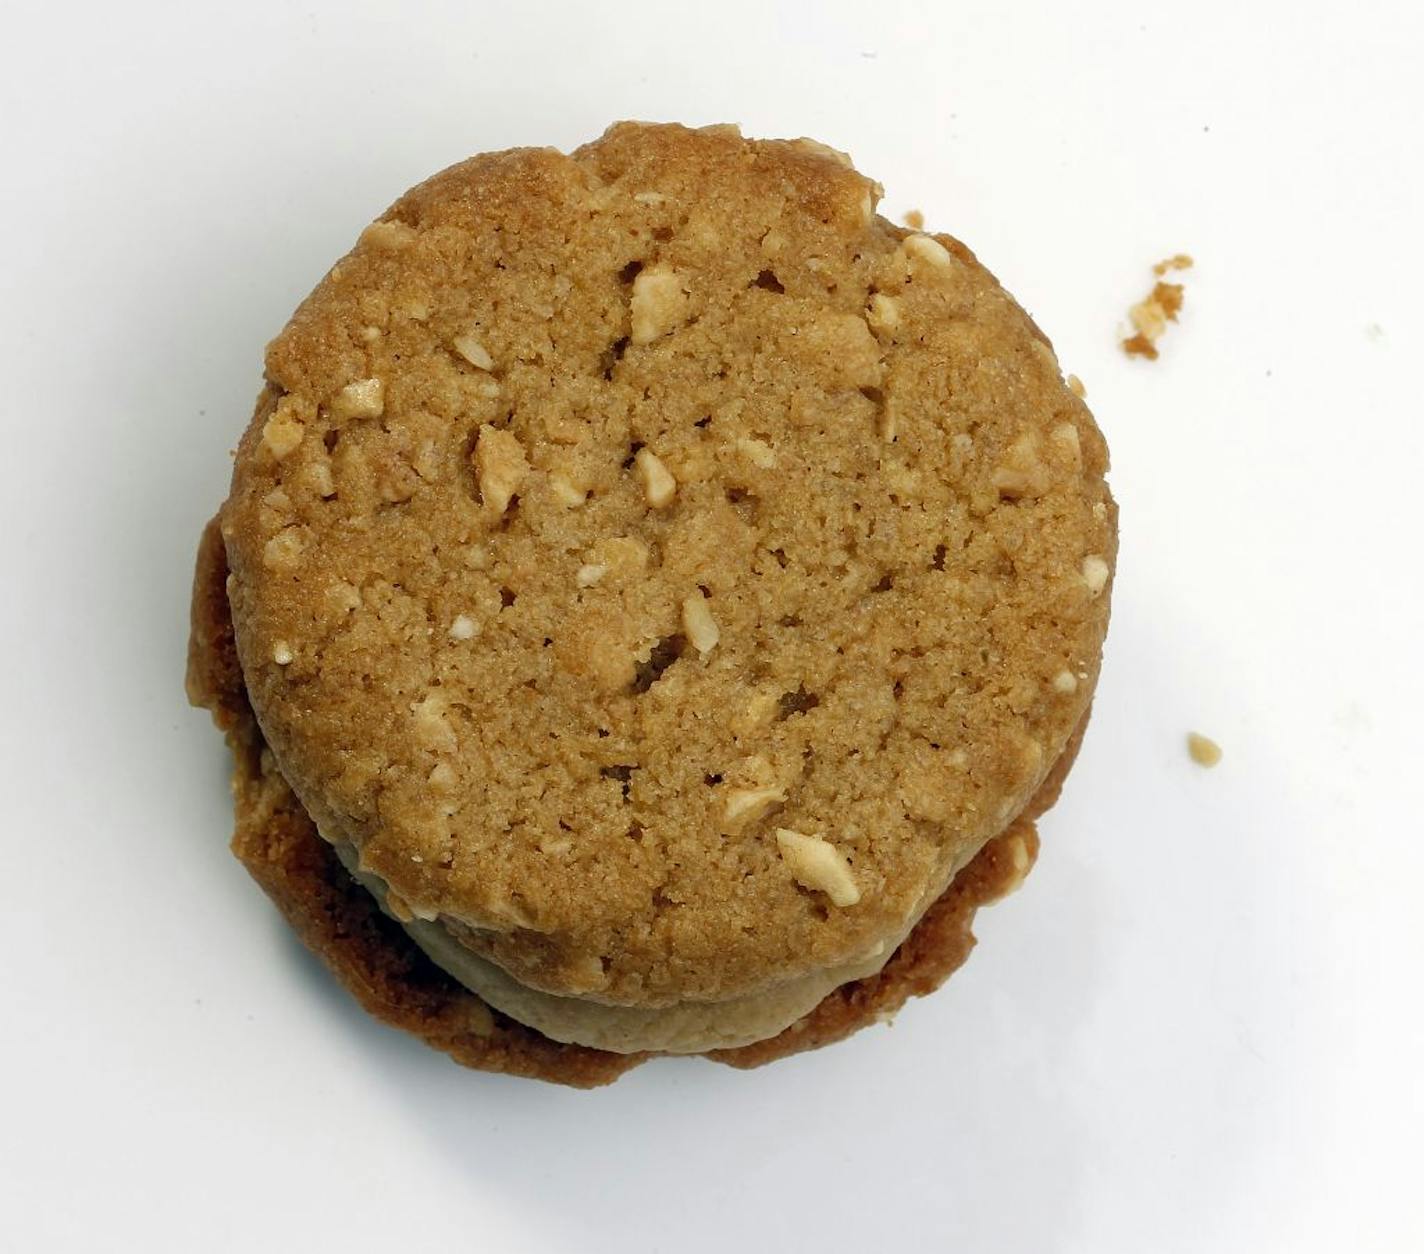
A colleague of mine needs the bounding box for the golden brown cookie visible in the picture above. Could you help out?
[215,122,1113,1046]
[189,518,1084,1085]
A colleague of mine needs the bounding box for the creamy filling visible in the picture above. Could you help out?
[335,840,983,1054]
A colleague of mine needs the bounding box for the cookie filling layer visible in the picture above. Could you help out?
[334,817,1006,1053]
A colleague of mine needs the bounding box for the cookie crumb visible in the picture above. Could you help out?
[1187,732,1222,767]
[1153,253,1194,276]
[902,208,925,230]
[775,829,861,907]
[1122,255,1193,360]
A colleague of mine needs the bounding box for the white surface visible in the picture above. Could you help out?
[2,1,1421,1250]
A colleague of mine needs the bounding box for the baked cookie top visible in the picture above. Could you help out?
[223,122,1114,1007]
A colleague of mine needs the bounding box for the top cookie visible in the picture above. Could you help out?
[223,122,1114,1009]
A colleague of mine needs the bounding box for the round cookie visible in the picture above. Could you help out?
[220,122,1115,1025]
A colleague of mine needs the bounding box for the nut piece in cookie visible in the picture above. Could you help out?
[775,829,861,907]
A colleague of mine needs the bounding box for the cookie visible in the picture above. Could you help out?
[189,518,1083,1085]
[203,121,1115,1060]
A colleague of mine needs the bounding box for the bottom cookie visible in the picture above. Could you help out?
[189,518,1082,1087]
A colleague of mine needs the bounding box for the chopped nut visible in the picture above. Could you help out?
[272,641,293,666]
[633,190,668,205]
[324,581,361,615]
[576,564,607,588]
[630,266,691,344]
[549,474,587,507]
[261,398,306,459]
[262,528,304,570]
[448,615,479,641]
[258,488,292,530]
[305,460,336,498]
[858,189,874,225]
[411,691,457,752]
[359,220,417,250]
[791,137,853,167]
[736,436,776,468]
[634,447,677,508]
[427,762,457,791]
[877,394,899,443]
[775,829,861,907]
[1092,501,1108,521]
[1053,669,1079,694]
[452,334,494,371]
[1066,374,1086,399]
[732,686,781,735]
[1031,339,1059,370]
[1019,737,1044,775]
[1081,554,1110,596]
[993,432,1050,499]
[723,786,786,829]
[359,325,383,343]
[1051,422,1081,453]
[588,535,650,578]
[329,378,384,421]
[1187,732,1223,767]
[681,592,720,655]
[903,233,953,271]
[473,424,529,516]
[902,208,925,230]
[1051,422,1083,470]
[982,833,1033,902]
[867,292,901,334]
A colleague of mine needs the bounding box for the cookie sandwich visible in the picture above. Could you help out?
[189,122,1115,1086]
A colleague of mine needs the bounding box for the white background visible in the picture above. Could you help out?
[2,1,1421,1250]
